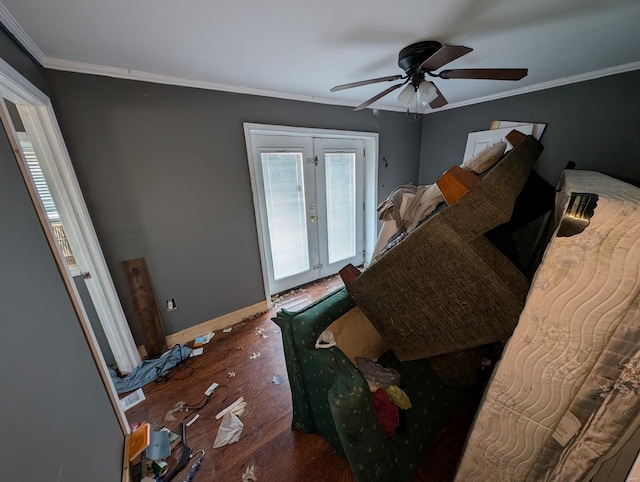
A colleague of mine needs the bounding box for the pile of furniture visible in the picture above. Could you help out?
[273,134,547,481]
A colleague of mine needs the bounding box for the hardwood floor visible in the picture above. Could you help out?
[127,275,356,481]
[126,275,477,481]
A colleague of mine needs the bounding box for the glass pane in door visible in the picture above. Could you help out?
[325,152,356,263]
[261,152,310,280]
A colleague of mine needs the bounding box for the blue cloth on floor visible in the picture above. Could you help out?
[110,344,192,394]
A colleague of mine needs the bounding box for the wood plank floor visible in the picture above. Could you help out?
[126,275,478,481]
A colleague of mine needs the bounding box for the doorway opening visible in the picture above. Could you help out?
[244,123,378,303]
[0,57,137,433]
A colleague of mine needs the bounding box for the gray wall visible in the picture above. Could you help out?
[45,70,423,341]
[419,70,640,187]
[0,25,48,96]
[0,29,122,481]
[74,275,116,366]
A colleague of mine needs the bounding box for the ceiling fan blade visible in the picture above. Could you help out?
[331,75,404,92]
[354,82,406,111]
[438,68,528,80]
[419,44,473,71]
[429,85,448,109]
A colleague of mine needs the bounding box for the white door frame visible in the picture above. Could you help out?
[0,56,138,432]
[244,123,379,304]
[15,106,141,374]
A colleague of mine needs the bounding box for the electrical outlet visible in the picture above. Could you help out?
[166,298,178,311]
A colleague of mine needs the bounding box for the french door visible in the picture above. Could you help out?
[250,134,364,295]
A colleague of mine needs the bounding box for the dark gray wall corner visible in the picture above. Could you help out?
[419,70,640,187]
[0,24,49,96]
[44,69,422,341]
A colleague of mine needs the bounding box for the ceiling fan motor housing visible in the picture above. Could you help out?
[398,41,442,73]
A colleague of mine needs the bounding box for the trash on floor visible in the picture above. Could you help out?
[128,421,150,461]
[190,347,204,357]
[119,388,146,411]
[242,464,258,482]
[213,411,244,448]
[216,397,246,420]
[194,332,215,347]
[159,426,182,450]
[165,401,186,422]
[110,344,192,394]
[205,382,219,396]
[145,430,171,460]
[272,374,283,385]
[186,413,200,427]
[223,327,233,333]
[228,371,236,378]
[250,352,261,360]
[255,328,269,339]
[184,449,205,481]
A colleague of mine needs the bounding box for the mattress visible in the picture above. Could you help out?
[455,170,640,481]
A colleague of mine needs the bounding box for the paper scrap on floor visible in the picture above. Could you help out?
[213,412,244,448]
[190,347,204,357]
[119,388,146,411]
[242,465,258,482]
[223,327,233,333]
[216,397,246,420]
[186,413,200,427]
[194,332,215,346]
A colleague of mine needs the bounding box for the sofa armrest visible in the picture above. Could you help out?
[275,288,397,481]
[272,287,355,432]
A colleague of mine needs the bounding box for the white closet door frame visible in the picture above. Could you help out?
[0,56,137,433]
[16,107,141,374]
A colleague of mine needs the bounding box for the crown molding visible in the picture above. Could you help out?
[45,56,640,115]
[43,57,406,111]
[424,61,640,114]
[0,2,46,64]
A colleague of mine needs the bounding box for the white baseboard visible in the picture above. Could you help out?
[137,299,269,358]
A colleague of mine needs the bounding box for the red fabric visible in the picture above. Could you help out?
[371,388,399,438]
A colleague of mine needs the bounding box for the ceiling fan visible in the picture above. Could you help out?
[331,41,528,111]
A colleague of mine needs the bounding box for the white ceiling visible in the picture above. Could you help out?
[1,0,639,113]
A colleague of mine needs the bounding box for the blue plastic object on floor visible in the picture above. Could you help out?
[110,344,192,394]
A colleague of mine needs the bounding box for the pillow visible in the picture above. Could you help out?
[326,307,388,364]
[462,141,507,175]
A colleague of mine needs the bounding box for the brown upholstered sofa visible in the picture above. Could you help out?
[345,135,544,364]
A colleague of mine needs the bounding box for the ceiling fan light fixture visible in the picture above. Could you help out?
[397,83,416,107]
[418,80,437,105]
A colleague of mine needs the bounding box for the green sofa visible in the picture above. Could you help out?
[273,287,472,482]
